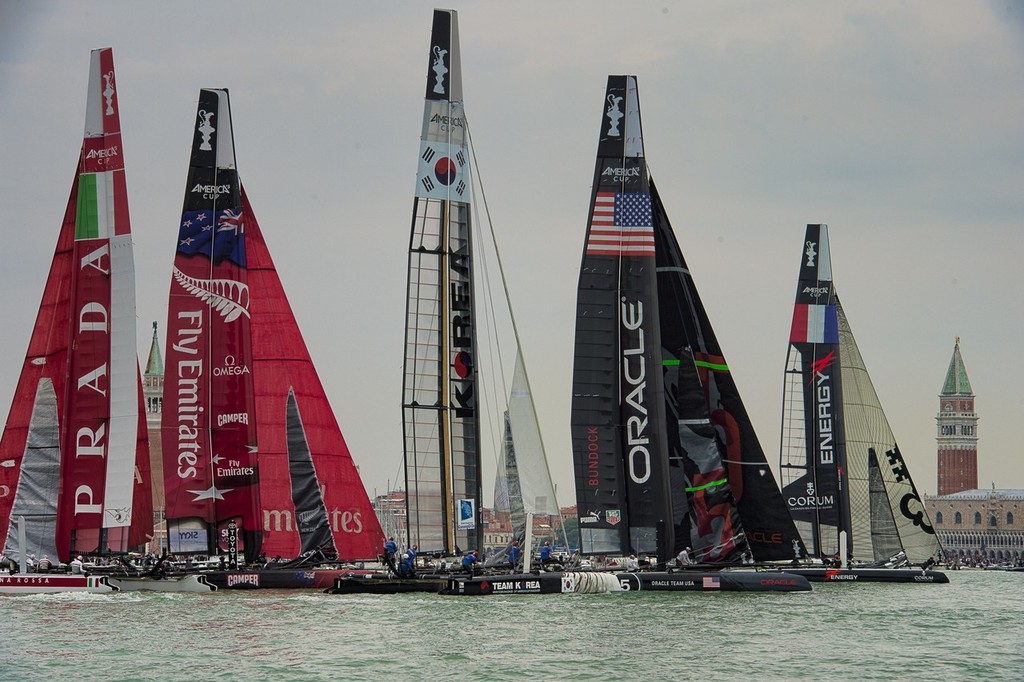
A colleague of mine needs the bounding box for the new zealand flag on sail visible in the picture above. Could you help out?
[176,208,246,266]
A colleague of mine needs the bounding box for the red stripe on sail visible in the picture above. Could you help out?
[790,304,809,343]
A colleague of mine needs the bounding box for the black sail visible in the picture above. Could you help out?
[571,76,671,557]
[572,76,805,564]
[651,181,804,563]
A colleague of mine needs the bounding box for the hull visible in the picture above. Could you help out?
[106,574,216,592]
[202,568,350,590]
[443,571,622,595]
[616,570,812,592]
[0,573,117,594]
[787,567,949,584]
[327,574,446,594]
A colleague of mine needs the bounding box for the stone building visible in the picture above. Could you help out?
[925,339,1023,565]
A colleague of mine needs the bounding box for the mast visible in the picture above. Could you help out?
[780,224,847,559]
[571,75,672,559]
[162,88,262,559]
[0,48,152,562]
[403,8,481,555]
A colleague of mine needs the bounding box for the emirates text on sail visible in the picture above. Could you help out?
[172,310,204,479]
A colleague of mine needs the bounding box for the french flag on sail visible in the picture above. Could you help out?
[790,304,839,344]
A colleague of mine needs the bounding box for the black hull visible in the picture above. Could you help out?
[616,570,811,592]
[787,567,949,583]
[326,574,446,594]
[202,569,349,590]
[443,572,573,595]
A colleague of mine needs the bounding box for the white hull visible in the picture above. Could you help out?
[0,573,117,595]
[107,574,217,592]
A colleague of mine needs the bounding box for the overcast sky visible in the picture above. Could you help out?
[1,1,1022,508]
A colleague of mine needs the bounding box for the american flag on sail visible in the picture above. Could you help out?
[585,191,655,257]
[702,575,721,590]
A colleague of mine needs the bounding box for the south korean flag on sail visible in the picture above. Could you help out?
[415,140,471,203]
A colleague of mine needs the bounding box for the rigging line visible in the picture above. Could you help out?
[464,118,568,546]
[465,139,511,507]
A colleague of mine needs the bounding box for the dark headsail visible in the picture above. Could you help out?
[572,76,805,564]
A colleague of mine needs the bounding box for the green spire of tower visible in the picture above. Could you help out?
[940,337,972,396]
[145,320,164,377]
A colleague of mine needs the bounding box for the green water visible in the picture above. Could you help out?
[1,570,1019,680]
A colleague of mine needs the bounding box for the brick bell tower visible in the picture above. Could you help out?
[936,338,978,496]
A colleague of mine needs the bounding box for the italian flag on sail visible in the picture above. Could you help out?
[75,169,129,240]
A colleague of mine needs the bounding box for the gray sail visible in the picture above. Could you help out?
[286,389,336,556]
[4,380,61,563]
[835,298,942,564]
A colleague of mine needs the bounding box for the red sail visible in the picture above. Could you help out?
[0,48,152,562]
[243,188,383,559]
[162,88,382,559]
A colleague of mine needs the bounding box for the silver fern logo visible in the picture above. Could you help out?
[172,268,250,323]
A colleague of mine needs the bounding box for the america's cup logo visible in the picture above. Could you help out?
[198,110,216,151]
[102,71,115,115]
[606,94,624,137]
[432,45,448,94]
[805,240,817,267]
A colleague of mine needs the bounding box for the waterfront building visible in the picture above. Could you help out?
[925,339,1023,565]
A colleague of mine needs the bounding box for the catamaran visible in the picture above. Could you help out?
[778,224,947,583]
[331,8,611,596]
[567,75,811,592]
[160,86,384,590]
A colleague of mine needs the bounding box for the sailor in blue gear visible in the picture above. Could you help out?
[407,544,418,563]
[461,549,480,574]
[383,536,399,573]
[508,540,521,569]
[398,552,415,577]
[540,541,554,564]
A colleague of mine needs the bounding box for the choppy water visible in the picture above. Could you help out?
[1,570,1020,680]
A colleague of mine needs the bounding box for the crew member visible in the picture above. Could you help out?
[540,541,554,565]
[461,549,480,575]
[508,540,521,570]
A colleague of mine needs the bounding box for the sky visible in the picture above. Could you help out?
[1,1,1022,509]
